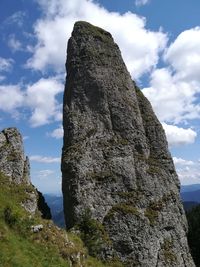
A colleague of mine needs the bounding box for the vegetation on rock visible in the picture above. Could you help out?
[77,209,111,258]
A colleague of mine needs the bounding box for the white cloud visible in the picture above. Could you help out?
[3,11,26,27]
[135,0,150,7]
[0,76,63,127]
[30,155,60,163]
[142,68,200,123]
[32,174,62,194]
[27,0,167,79]
[164,27,200,83]
[26,77,63,127]
[37,169,55,178]
[162,123,197,147]
[173,157,195,166]
[48,125,63,139]
[143,27,200,126]
[0,57,14,72]
[8,34,23,52]
[173,158,200,185]
[0,85,24,112]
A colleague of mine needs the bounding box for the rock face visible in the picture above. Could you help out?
[62,21,195,266]
[0,127,30,184]
[0,127,51,219]
[37,190,52,219]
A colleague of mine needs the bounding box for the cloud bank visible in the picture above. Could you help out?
[162,123,197,147]
[135,0,150,7]
[27,0,167,79]
[0,77,63,127]
[173,157,200,185]
[48,125,63,139]
[1,0,199,150]
[30,155,60,163]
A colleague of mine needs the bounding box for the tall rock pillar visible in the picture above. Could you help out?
[62,21,195,266]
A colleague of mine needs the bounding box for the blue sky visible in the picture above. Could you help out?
[0,0,200,194]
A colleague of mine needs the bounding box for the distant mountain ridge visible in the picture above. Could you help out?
[180,184,200,206]
[43,187,200,225]
[181,190,200,202]
[44,194,65,228]
[181,184,200,193]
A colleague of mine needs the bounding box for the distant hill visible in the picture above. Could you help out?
[181,184,200,193]
[44,194,65,228]
[44,194,63,211]
[181,190,200,203]
[183,201,199,211]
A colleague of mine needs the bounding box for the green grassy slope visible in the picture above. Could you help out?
[0,172,71,266]
[0,172,123,267]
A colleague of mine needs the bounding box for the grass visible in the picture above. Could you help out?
[77,210,111,258]
[0,172,125,267]
[0,172,71,267]
[106,203,139,220]
[161,238,177,264]
[0,230,69,267]
[144,200,163,226]
[86,257,124,267]
[144,208,158,226]
[116,190,144,203]
[89,170,117,182]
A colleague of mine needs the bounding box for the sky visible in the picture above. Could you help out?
[0,0,200,195]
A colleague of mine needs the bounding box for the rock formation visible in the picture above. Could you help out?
[0,127,51,218]
[62,21,195,266]
[0,127,30,184]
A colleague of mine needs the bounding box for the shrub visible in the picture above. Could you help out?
[4,206,17,227]
[78,210,111,257]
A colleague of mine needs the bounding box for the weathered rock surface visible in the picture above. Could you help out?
[0,127,30,184]
[0,127,51,218]
[62,21,195,266]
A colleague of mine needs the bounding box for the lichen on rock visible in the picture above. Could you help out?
[62,21,195,266]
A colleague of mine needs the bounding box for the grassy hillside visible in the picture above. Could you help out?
[0,172,123,267]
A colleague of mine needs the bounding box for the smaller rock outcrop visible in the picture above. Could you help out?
[37,190,52,219]
[0,128,93,267]
[0,127,30,184]
[0,127,51,219]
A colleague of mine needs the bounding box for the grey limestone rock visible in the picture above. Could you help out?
[0,127,51,218]
[62,21,195,266]
[0,127,30,184]
[31,224,44,233]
